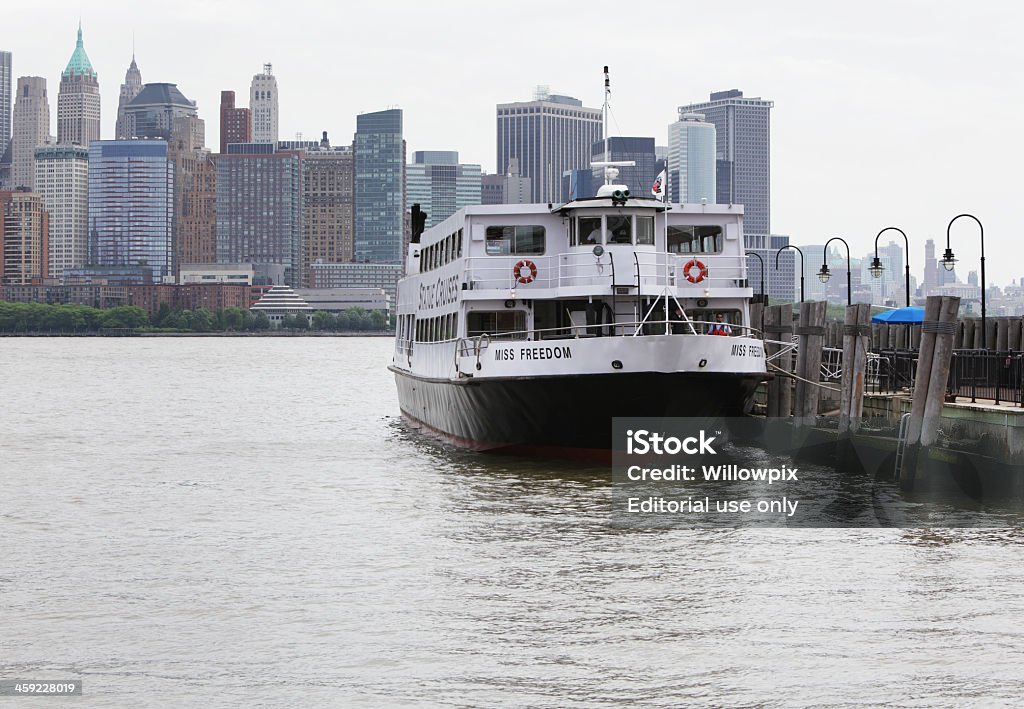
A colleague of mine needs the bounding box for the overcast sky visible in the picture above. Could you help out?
[6,1,1020,286]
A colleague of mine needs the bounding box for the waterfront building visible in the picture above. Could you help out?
[88,140,174,281]
[354,108,405,269]
[299,134,354,287]
[0,189,48,284]
[179,263,254,285]
[249,64,278,144]
[405,150,481,227]
[294,287,389,315]
[56,24,100,147]
[496,90,602,203]
[34,144,89,281]
[677,89,773,236]
[0,51,11,158]
[308,262,403,303]
[122,83,197,141]
[215,143,302,285]
[250,284,312,326]
[666,113,716,204]
[11,77,50,190]
[63,265,153,285]
[219,90,251,153]
[481,159,531,205]
[114,54,142,139]
[167,115,216,274]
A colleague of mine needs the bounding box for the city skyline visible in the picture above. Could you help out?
[1,1,1019,287]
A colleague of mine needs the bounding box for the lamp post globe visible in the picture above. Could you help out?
[942,247,957,272]
[817,265,831,283]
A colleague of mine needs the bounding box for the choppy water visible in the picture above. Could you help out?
[2,338,1023,707]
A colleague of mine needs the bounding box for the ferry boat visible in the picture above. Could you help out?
[390,75,769,454]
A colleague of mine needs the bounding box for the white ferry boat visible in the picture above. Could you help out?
[391,74,768,454]
[390,187,771,452]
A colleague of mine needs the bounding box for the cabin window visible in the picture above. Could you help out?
[579,216,602,245]
[485,226,546,255]
[467,310,526,340]
[667,225,724,254]
[607,215,632,244]
[569,218,578,246]
[637,216,655,245]
[457,229,463,257]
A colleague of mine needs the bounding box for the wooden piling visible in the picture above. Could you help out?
[985,318,998,350]
[919,296,961,451]
[797,301,827,427]
[839,303,871,435]
[902,296,943,489]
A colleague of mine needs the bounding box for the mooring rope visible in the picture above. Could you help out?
[767,361,842,392]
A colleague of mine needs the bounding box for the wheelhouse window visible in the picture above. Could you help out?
[607,215,632,244]
[667,225,724,254]
[485,226,546,255]
[578,216,602,245]
[467,310,526,340]
[636,216,655,245]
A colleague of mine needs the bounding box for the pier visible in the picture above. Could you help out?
[752,297,1024,498]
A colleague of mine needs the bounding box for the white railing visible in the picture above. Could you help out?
[460,250,749,292]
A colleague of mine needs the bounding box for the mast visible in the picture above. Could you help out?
[603,65,610,184]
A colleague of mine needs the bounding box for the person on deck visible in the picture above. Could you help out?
[708,312,733,336]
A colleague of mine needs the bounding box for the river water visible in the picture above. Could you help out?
[2,337,1023,707]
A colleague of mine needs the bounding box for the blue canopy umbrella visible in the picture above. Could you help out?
[871,306,925,324]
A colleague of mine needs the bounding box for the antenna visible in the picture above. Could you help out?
[592,66,634,188]
[603,66,610,174]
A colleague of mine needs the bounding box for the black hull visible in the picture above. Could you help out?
[393,369,765,452]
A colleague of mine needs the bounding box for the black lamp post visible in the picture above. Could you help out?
[776,244,805,303]
[817,236,852,305]
[748,251,766,303]
[870,226,911,307]
[943,214,984,344]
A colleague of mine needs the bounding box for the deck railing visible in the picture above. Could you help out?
[460,251,749,292]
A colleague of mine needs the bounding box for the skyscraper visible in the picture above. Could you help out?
[219,90,251,153]
[88,140,174,281]
[300,134,354,287]
[496,91,602,203]
[215,143,302,285]
[354,108,404,264]
[0,189,49,284]
[405,150,481,227]
[56,24,100,147]
[114,54,142,139]
[35,144,89,280]
[482,159,531,205]
[122,83,197,141]
[666,113,716,204]
[0,51,12,153]
[166,113,214,277]
[10,77,50,190]
[677,89,773,235]
[590,136,657,200]
[249,64,278,144]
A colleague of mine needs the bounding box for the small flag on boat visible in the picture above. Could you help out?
[651,169,666,200]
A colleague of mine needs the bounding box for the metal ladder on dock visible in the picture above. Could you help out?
[893,412,912,480]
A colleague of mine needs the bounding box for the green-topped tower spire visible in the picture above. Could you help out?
[57,22,100,145]
[63,22,96,78]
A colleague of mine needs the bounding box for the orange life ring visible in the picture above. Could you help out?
[514,259,538,284]
[682,259,708,284]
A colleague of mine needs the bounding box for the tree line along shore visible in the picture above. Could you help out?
[0,301,391,334]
